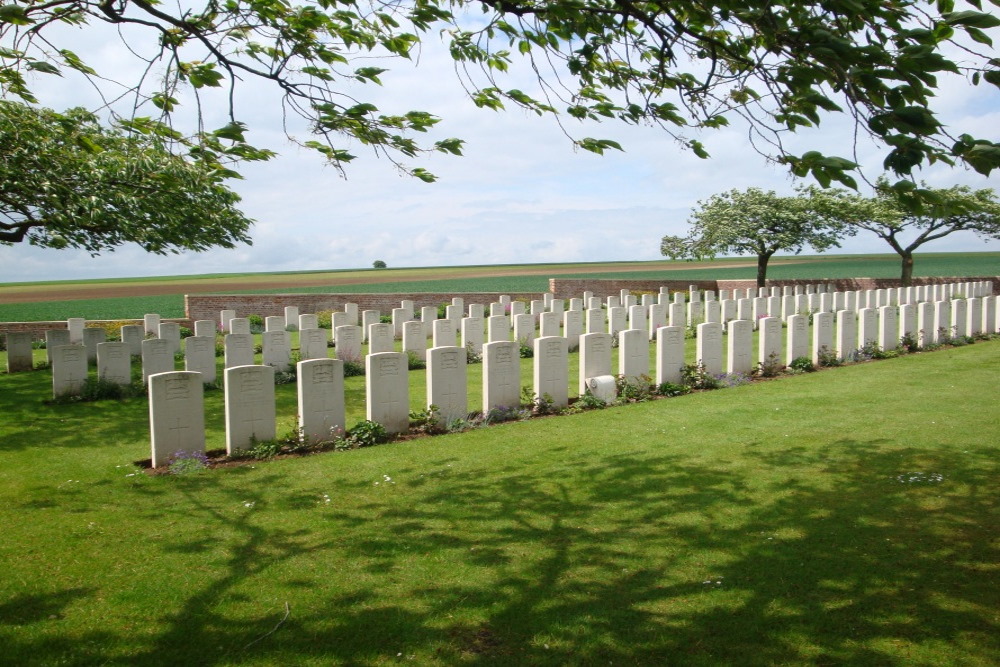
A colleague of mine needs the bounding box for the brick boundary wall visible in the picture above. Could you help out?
[183,292,542,322]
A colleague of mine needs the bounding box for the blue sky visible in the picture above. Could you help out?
[2,16,999,283]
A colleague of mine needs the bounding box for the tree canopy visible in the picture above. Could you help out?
[2,0,999,192]
[806,182,1000,284]
[661,188,845,286]
[0,101,256,254]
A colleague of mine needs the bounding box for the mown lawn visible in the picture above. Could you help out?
[0,339,997,665]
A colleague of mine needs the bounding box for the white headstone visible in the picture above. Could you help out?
[758,317,781,368]
[687,301,704,327]
[368,322,395,354]
[539,312,560,338]
[468,303,485,319]
[432,319,457,348]
[299,314,319,331]
[299,328,329,361]
[932,300,951,343]
[149,371,205,468]
[158,322,181,356]
[668,302,685,328]
[51,344,88,398]
[982,295,997,334]
[563,310,583,351]
[648,304,668,340]
[606,296,621,309]
[513,313,535,346]
[655,326,685,385]
[579,332,613,396]
[696,322,723,376]
[229,318,251,335]
[45,329,71,364]
[917,302,935,347]
[344,303,359,326]
[391,308,410,340]
[446,305,462,332]
[265,316,285,333]
[704,301,721,324]
[490,302,505,317]
[284,306,300,330]
[225,365,276,453]
[262,330,291,371]
[727,319,753,375]
[785,314,809,365]
[194,319,216,338]
[836,310,856,360]
[142,314,160,337]
[427,346,467,424]
[184,336,216,383]
[5,332,33,373]
[618,328,649,383]
[899,303,917,343]
[220,309,236,332]
[298,359,346,443]
[361,310,380,342]
[94,341,130,385]
[366,352,409,434]
[331,312,350,331]
[142,338,174,383]
[530,300,546,318]
[607,306,627,336]
[877,306,898,350]
[568,298,584,311]
[533,336,568,406]
[421,306,438,339]
[812,312,834,364]
[966,297,982,335]
[951,298,968,338]
[586,308,606,334]
[587,297,603,310]
[482,341,520,413]
[335,325,362,362]
[858,308,877,347]
[399,300,414,319]
[83,327,105,363]
[628,305,648,332]
[488,315,510,342]
[549,299,565,313]
[461,317,485,356]
[402,320,426,361]
[224,333,255,368]
[499,295,512,306]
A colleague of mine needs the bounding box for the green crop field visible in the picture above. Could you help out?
[0,333,997,664]
[1,252,997,322]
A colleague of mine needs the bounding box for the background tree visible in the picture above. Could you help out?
[661,188,845,287]
[0,101,257,254]
[806,183,1000,285]
[1,0,998,192]
[372,260,387,269]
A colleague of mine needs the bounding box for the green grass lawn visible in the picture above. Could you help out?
[0,338,997,665]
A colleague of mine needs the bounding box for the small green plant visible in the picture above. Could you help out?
[341,358,365,377]
[379,315,393,324]
[465,343,482,364]
[248,314,264,334]
[788,356,816,373]
[521,386,560,415]
[482,405,530,424]
[571,390,609,411]
[168,450,210,475]
[68,377,145,402]
[316,310,333,329]
[615,374,655,403]
[755,351,784,378]
[680,362,722,390]
[518,342,533,358]
[816,346,843,367]
[655,382,691,397]
[409,405,444,435]
[406,351,426,370]
[899,332,919,353]
[346,420,389,448]
[240,437,284,460]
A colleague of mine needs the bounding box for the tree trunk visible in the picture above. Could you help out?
[900,253,914,286]
[756,252,772,288]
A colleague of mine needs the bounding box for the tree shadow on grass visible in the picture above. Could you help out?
[3,439,997,665]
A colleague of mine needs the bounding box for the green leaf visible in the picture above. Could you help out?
[689,140,709,159]
[943,10,1000,28]
[411,168,436,183]
[966,27,993,46]
[984,70,1000,88]
[25,61,60,76]
[0,4,31,25]
[212,122,247,142]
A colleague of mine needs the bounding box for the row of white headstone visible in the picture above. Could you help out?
[147,289,999,467]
